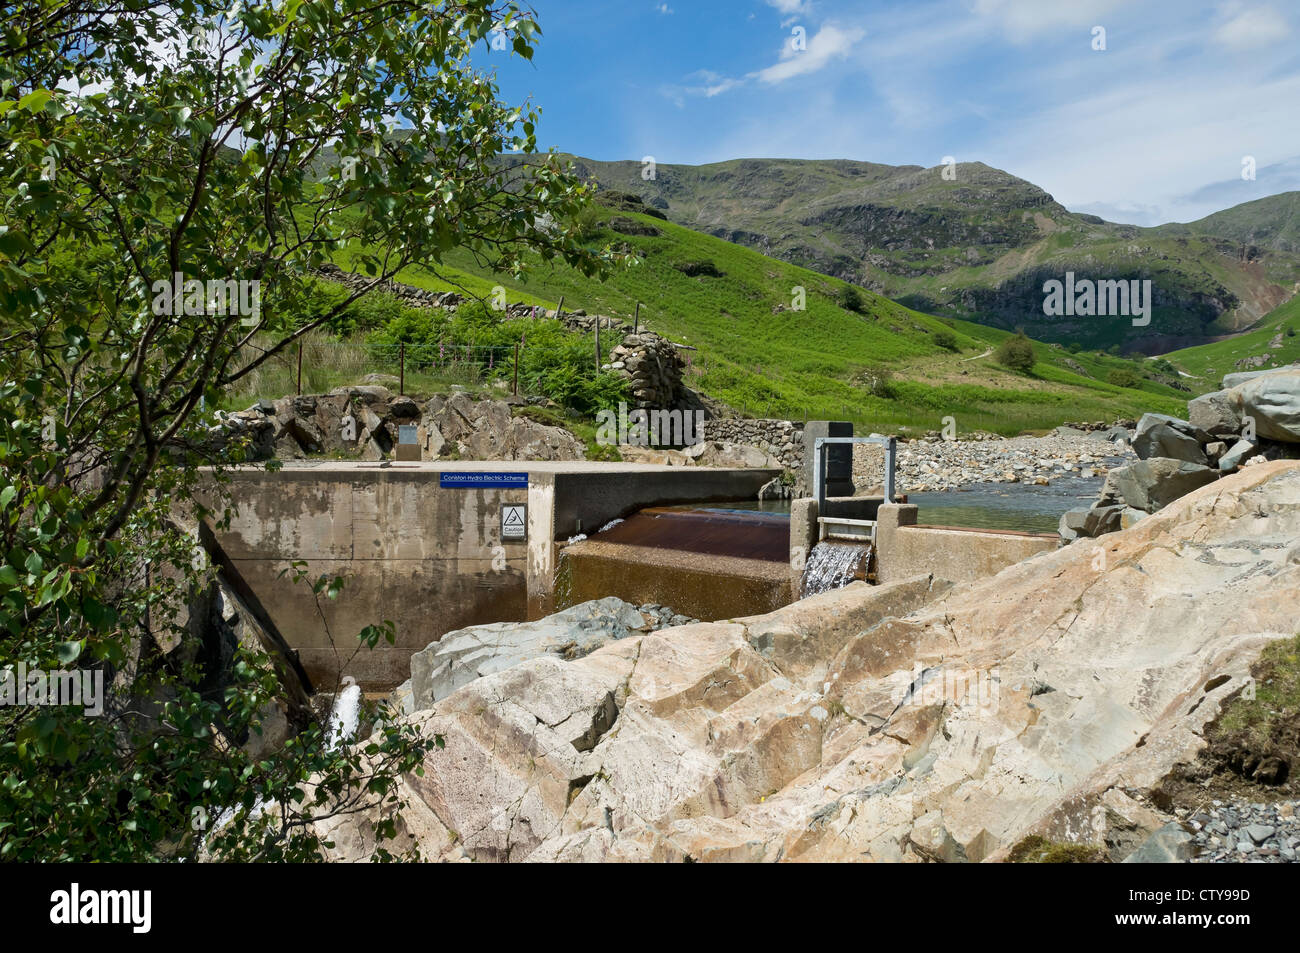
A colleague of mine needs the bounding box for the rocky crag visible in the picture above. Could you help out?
[314,461,1300,863]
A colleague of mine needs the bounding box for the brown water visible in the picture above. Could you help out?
[556,505,793,620]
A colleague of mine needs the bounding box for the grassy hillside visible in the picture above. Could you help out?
[546,156,1300,355]
[1164,295,1300,390]
[324,196,1187,435]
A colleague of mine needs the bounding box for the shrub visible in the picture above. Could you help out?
[674,259,722,278]
[933,328,959,352]
[1106,367,1141,388]
[838,285,866,314]
[994,332,1036,373]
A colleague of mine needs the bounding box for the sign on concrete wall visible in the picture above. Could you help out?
[398,424,419,444]
[439,472,529,489]
[501,503,527,540]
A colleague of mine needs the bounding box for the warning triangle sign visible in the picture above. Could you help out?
[503,508,524,525]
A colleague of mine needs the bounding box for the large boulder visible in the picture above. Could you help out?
[1232,368,1300,443]
[1100,458,1219,512]
[682,440,782,469]
[1187,389,1242,438]
[319,463,1300,862]
[422,394,584,462]
[1130,413,1209,465]
[1221,363,1300,389]
[406,598,650,711]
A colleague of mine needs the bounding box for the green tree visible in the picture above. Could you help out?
[994,332,1036,373]
[0,0,606,861]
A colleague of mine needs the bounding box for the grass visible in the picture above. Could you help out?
[221,330,489,411]
[320,201,1187,435]
[1163,295,1300,391]
[1006,835,1109,863]
[1216,633,1300,749]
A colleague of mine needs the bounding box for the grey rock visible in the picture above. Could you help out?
[1059,506,1090,541]
[1232,368,1300,443]
[1083,503,1123,537]
[1246,823,1275,844]
[1131,413,1209,464]
[1218,438,1261,472]
[1101,458,1219,513]
[407,597,648,711]
[1122,822,1196,863]
[1188,390,1243,438]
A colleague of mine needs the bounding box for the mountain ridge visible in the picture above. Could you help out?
[553,154,1300,354]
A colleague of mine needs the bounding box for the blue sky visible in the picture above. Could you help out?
[478,0,1300,226]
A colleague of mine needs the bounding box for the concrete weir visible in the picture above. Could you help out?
[558,507,794,621]
[205,461,778,690]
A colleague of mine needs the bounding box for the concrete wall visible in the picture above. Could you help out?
[206,462,777,690]
[794,499,1061,590]
[875,503,1060,585]
[209,465,529,690]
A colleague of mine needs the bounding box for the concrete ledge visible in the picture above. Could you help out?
[880,523,1060,585]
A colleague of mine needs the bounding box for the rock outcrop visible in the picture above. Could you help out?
[217,388,584,463]
[1062,370,1300,539]
[315,462,1300,863]
[400,598,671,713]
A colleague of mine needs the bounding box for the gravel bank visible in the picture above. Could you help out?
[853,426,1136,493]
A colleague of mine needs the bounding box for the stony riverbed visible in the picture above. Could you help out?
[853,425,1136,493]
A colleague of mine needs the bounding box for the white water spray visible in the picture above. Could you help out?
[327,677,362,751]
[801,541,872,597]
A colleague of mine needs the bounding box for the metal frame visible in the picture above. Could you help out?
[811,435,897,545]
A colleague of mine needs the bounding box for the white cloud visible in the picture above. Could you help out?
[656,3,673,14]
[766,0,807,13]
[1214,4,1290,49]
[752,24,866,84]
[971,0,1125,41]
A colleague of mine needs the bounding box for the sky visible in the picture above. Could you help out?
[476,0,1300,226]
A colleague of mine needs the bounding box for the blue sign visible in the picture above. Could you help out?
[439,472,529,489]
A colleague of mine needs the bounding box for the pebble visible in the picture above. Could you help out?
[856,427,1136,493]
[1192,800,1300,863]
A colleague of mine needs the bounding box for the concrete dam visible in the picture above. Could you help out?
[207,460,779,689]
[207,450,1060,692]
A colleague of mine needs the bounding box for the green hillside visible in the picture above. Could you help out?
[1161,191,1300,255]
[325,195,1187,435]
[543,156,1300,355]
[1164,295,1300,389]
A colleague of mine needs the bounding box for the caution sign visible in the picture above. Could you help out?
[501,503,527,541]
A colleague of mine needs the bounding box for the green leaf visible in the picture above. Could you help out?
[18,89,54,113]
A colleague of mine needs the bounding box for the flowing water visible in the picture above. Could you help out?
[721,472,1105,534]
[801,541,873,597]
[326,679,362,751]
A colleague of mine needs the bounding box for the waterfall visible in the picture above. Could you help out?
[801,541,872,597]
[326,678,362,751]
